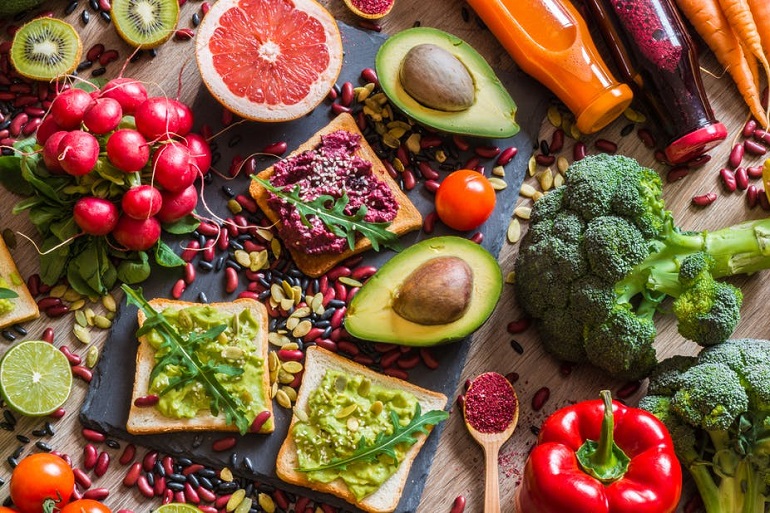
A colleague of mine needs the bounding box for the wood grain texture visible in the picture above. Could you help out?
[0,1,759,512]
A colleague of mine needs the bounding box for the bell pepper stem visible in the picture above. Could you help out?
[576,390,631,483]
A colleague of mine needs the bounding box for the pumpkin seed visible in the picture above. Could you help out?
[268,332,290,347]
[281,386,297,402]
[623,107,646,123]
[271,238,281,259]
[227,198,243,214]
[335,403,358,418]
[553,173,565,188]
[569,123,582,140]
[338,276,363,288]
[268,351,279,371]
[335,375,347,392]
[62,288,82,302]
[85,307,96,326]
[278,369,295,384]
[256,227,273,241]
[358,378,371,397]
[507,218,521,243]
[392,157,405,172]
[435,149,447,163]
[234,250,251,268]
[292,319,312,338]
[101,294,117,312]
[271,381,279,398]
[492,165,505,177]
[370,400,383,415]
[547,105,562,127]
[382,132,400,149]
[75,310,88,327]
[270,284,285,302]
[291,306,311,319]
[48,284,68,299]
[519,183,537,198]
[488,177,507,191]
[222,346,244,360]
[533,191,544,201]
[257,493,275,513]
[275,389,292,409]
[538,168,553,191]
[282,342,299,351]
[73,324,91,344]
[528,155,537,176]
[86,346,99,368]
[220,467,234,482]
[235,498,253,513]
[286,317,299,331]
[282,361,304,374]
[226,489,247,512]
[556,156,569,174]
[505,271,516,284]
[514,206,532,220]
[388,127,407,139]
[93,315,112,329]
[293,406,309,423]
[280,298,295,311]
[405,133,421,154]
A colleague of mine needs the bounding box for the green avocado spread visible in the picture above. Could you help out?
[145,305,271,430]
[293,370,418,500]
[0,277,16,316]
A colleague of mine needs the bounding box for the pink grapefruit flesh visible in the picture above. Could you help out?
[195,0,343,122]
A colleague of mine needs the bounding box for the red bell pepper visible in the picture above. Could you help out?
[516,390,681,513]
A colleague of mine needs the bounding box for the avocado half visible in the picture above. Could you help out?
[375,27,519,138]
[344,236,503,346]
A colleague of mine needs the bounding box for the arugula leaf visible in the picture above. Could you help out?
[297,403,449,472]
[123,285,252,434]
[154,240,186,267]
[162,214,200,235]
[255,178,402,252]
[0,288,18,300]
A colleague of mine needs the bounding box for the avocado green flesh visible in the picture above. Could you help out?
[344,236,503,346]
[145,305,272,431]
[0,277,15,316]
[294,370,417,500]
[375,27,519,139]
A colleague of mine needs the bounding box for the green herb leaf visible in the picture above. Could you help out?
[162,214,200,235]
[154,240,185,267]
[0,288,18,300]
[297,403,449,472]
[123,285,252,434]
[116,251,151,284]
[255,178,402,252]
[0,156,33,196]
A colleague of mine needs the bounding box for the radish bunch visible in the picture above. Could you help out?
[36,78,212,251]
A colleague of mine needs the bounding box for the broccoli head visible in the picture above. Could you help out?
[514,154,770,378]
[640,340,770,513]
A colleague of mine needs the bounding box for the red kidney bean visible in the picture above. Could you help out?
[262,141,287,156]
[119,443,136,465]
[273,490,290,511]
[326,265,352,281]
[743,118,758,138]
[534,154,555,166]
[22,116,41,136]
[469,232,483,244]
[450,495,466,513]
[383,159,398,179]
[330,306,346,329]
[215,495,232,509]
[327,86,338,101]
[60,346,81,366]
[720,168,737,192]
[201,239,216,262]
[331,103,351,115]
[748,185,759,208]
[340,81,354,107]
[748,165,763,179]
[197,221,219,237]
[616,380,641,399]
[573,141,587,161]
[171,279,186,299]
[424,179,440,193]
[154,475,167,496]
[8,113,27,136]
[419,135,442,149]
[396,144,410,166]
[133,394,159,407]
[495,146,518,166]
[337,340,360,356]
[351,265,377,281]
[691,192,717,207]
[531,387,550,411]
[637,128,656,148]
[729,143,744,168]
[594,138,618,154]
[666,165,689,183]
[419,348,439,369]
[384,367,409,380]
[181,240,200,262]
[247,410,271,434]
[14,96,37,108]
[397,352,420,369]
[760,189,770,211]
[197,486,216,503]
[277,348,303,361]
[142,450,158,472]
[27,274,41,297]
[46,304,70,318]
[736,167,749,190]
[173,490,185,504]
[49,407,66,419]
[70,489,83,502]
[83,443,98,470]
[475,145,500,158]
[335,282,348,303]
[507,318,531,334]
[73,365,93,382]
[745,139,767,156]
[303,326,324,342]
[463,156,479,170]
[201,1,211,14]
[86,43,104,62]
[94,451,110,477]
[98,50,119,66]
[212,435,237,452]
[181,462,202,476]
[417,161,439,181]
[224,267,238,294]
[451,134,469,151]
[174,28,195,40]
[82,488,109,501]
[549,129,564,153]
[755,128,770,145]
[183,262,196,285]
[73,467,92,489]
[136,475,154,498]
[235,194,258,213]
[82,428,106,443]
[403,168,416,190]
[354,354,374,366]
[380,349,401,369]
[183,483,199,504]
[361,67,379,86]
[314,338,338,352]
[41,326,54,343]
[37,297,62,310]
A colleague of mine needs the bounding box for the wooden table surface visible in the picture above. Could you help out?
[0,1,765,512]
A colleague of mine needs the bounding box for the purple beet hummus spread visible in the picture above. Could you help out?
[267,130,398,255]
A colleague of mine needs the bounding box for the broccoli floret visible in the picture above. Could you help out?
[640,340,770,513]
[514,154,770,378]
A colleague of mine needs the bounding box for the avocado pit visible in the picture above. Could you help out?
[392,256,473,325]
[399,43,475,112]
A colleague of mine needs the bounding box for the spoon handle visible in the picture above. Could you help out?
[483,442,501,513]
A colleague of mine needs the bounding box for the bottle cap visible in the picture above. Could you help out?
[574,83,633,134]
[664,122,728,165]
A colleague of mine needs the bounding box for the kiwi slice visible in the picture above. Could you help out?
[112,0,180,49]
[10,18,82,81]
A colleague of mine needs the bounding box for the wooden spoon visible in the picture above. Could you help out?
[463,373,520,513]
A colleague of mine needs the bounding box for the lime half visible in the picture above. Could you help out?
[0,340,72,416]
[154,504,203,513]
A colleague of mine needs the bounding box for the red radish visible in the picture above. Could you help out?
[184,133,212,175]
[50,88,94,130]
[152,142,196,192]
[57,130,99,176]
[83,97,123,135]
[100,78,148,115]
[157,184,198,223]
[36,115,62,145]
[106,129,150,172]
[134,97,180,140]
[73,197,119,236]
[122,185,163,219]
[43,131,68,173]
[169,99,193,137]
[112,215,161,250]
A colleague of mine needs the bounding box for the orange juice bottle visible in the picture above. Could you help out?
[466,0,633,134]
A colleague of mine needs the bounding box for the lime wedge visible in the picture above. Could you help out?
[154,504,204,513]
[0,340,72,416]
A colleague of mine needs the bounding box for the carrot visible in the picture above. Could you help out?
[747,0,770,70]
[717,0,770,122]
[675,0,767,126]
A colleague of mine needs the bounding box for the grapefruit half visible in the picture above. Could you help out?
[195,0,343,123]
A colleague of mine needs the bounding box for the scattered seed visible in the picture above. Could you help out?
[506,218,521,243]
[514,206,531,220]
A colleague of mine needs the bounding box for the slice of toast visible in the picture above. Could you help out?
[127,297,273,434]
[0,236,38,329]
[276,346,448,513]
[248,113,422,277]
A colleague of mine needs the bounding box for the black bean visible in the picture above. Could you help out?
[327,299,346,308]
[106,439,120,449]
[461,6,470,22]
[192,12,201,27]
[229,240,244,251]
[198,291,209,304]
[229,452,238,467]
[65,1,79,15]
[99,11,111,22]
[215,256,225,271]
[177,457,192,466]
[198,468,217,479]
[241,456,254,473]
[12,325,27,336]
[314,320,331,329]
[145,471,154,486]
[258,290,271,301]
[168,472,185,483]
[510,339,524,354]
[217,481,238,493]
[540,139,550,156]
[192,435,203,449]
[2,331,15,342]
[166,481,185,492]
[225,259,241,272]
[31,428,46,436]
[89,0,98,10]
[186,473,199,487]
[3,410,16,426]
[7,456,18,468]
[199,476,214,490]
[412,20,421,27]
[45,421,55,436]
[222,186,235,198]
[0,422,13,432]
[91,67,106,77]
[149,48,158,58]
[198,260,214,272]
[620,123,635,136]
[35,441,52,452]
[320,307,335,320]
[81,10,90,24]
[153,460,165,476]
[12,445,24,459]
[228,134,242,148]
[15,435,29,444]
[0,119,11,131]
[130,50,144,63]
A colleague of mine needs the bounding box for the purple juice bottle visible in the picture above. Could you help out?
[583,0,726,164]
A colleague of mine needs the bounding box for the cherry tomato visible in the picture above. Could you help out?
[59,500,112,513]
[10,453,75,513]
[434,169,496,231]
[0,507,20,513]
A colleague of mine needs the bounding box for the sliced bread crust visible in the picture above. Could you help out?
[127,297,273,434]
[248,112,422,278]
[0,236,38,329]
[276,346,448,513]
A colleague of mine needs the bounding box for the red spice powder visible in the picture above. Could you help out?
[464,372,517,433]
[351,0,392,15]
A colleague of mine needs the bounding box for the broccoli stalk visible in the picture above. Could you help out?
[514,154,770,378]
[640,340,770,513]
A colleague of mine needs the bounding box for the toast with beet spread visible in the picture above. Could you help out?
[276,346,448,513]
[127,297,274,434]
[0,235,38,329]
[248,113,422,278]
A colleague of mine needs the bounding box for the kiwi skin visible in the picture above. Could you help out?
[10,18,82,81]
[111,0,180,49]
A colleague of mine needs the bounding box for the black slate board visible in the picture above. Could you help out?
[80,21,549,512]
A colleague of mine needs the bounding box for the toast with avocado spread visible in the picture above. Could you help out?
[276,346,447,513]
[0,235,38,329]
[127,297,273,434]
